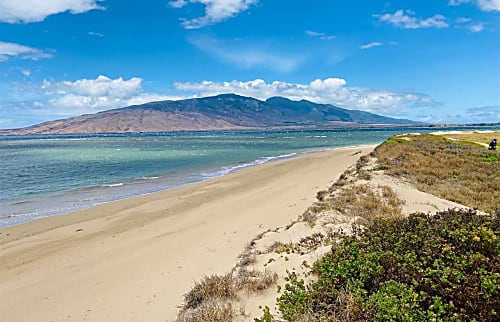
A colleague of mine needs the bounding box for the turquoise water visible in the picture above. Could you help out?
[1,127,497,227]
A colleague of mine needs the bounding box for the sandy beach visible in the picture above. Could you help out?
[0,145,375,322]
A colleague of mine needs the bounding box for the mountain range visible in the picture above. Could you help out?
[0,94,420,135]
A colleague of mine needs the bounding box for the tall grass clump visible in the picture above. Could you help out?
[273,209,499,321]
[177,270,277,321]
[374,134,499,214]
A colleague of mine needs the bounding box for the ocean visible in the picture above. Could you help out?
[1,127,497,227]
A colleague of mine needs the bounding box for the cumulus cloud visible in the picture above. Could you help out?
[173,78,436,114]
[41,75,181,114]
[375,10,449,29]
[0,41,53,61]
[449,0,500,12]
[169,0,258,29]
[305,30,336,40]
[360,42,384,49]
[189,36,303,72]
[0,0,104,23]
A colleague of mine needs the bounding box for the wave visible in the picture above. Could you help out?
[102,183,124,187]
[141,176,159,180]
[203,152,298,178]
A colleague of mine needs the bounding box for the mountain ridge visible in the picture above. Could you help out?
[0,94,421,135]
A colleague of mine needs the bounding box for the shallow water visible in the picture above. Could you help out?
[1,127,497,226]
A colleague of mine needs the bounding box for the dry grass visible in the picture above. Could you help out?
[177,269,277,321]
[182,274,237,311]
[267,233,327,255]
[236,269,278,293]
[440,130,499,145]
[304,184,405,223]
[374,134,500,214]
[328,184,404,220]
[176,301,234,322]
[268,241,294,254]
[300,152,404,226]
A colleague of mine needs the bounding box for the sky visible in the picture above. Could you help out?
[0,0,499,129]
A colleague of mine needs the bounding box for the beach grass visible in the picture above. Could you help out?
[373,133,499,214]
[438,130,499,145]
[254,133,499,321]
[177,270,278,321]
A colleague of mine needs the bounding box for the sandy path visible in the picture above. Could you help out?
[0,146,374,322]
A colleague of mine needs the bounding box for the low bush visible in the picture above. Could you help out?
[275,209,499,321]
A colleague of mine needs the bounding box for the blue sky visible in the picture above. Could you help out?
[0,0,499,128]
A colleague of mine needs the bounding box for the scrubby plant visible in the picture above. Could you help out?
[176,300,234,322]
[177,269,277,321]
[328,184,404,221]
[254,306,274,322]
[276,209,499,321]
[374,134,500,214]
[182,274,236,311]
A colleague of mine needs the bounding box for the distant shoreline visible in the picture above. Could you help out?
[2,123,499,136]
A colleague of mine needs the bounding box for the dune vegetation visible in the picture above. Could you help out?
[273,209,499,321]
[175,132,499,321]
[374,133,499,214]
[255,133,499,321]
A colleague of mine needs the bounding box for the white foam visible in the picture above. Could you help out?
[103,183,124,187]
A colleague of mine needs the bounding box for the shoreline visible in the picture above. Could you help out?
[0,144,377,229]
[0,145,375,322]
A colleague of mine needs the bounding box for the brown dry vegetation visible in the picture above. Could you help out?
[176,269,278,321]
[302,183,404,226]
[441,130,499,145]
[176,301,234,322]
[374,134,500,214]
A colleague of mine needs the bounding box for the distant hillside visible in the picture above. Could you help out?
[0,94,421,135]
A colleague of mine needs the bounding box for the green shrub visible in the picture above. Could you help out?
[254,306,274,322]
[276,209,499,321]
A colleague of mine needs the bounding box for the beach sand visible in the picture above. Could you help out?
[0,145,375,322]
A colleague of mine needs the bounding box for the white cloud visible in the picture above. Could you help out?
[466,23,485,32]
[0,0,104,23]
[189,36,304,72]
[173,78,435,114]
[449,0,500,12]
[169,0,258,29]
[375,10,449,29]
[360,42,384,49]
[0,41,53,61]
[305,30,336,40]
[41,75,181,114]
[44,75,143,97]
[88,31,104,37]
[455,17,486,32]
